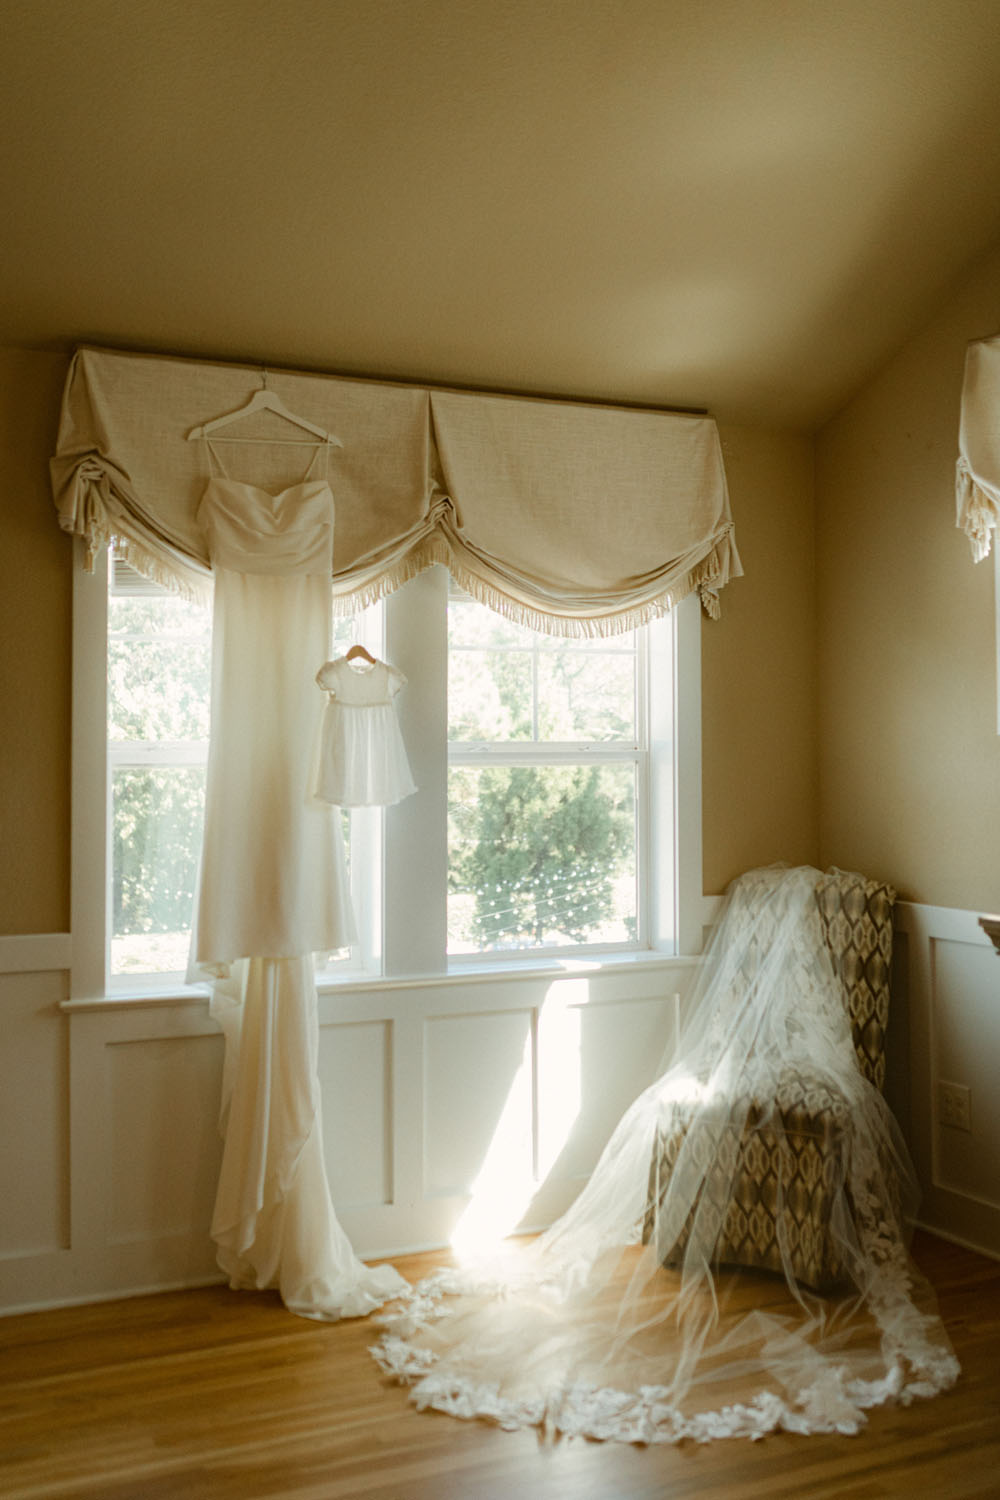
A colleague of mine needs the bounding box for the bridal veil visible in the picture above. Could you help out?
[374,864,958,1443]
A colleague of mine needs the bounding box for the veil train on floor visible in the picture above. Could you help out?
[372,864,958,1444]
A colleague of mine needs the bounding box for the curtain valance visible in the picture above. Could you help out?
[51,346,740,632]
[956,333,1000,562]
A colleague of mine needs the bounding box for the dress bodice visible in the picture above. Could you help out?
[198,478,334,576]
[315,657,405,704]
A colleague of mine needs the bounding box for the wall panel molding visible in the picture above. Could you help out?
[0,933,71,975]
[1,957,690,1315]
[895,899,1000,1260]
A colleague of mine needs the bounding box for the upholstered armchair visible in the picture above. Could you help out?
[642,869,896,1291]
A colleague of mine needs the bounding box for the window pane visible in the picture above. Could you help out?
[536,648,635,741]
[448,763,637,953]
[108,594,212,743]
[331,614,360,655]
[448,647,533,741]
[111,766,205,976]
[448,591,637,744]
[448,593,535,650]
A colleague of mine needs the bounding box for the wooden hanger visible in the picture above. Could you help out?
[187,370,343,446]
[344,644,377,664]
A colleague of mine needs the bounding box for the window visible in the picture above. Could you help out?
[72,552,701,1000]
[447,587,645,957]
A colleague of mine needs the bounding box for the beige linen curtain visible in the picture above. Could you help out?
[427,389,738,630]
[51,347,433,601]
[51,346,739,631]
[957,332,1000,562]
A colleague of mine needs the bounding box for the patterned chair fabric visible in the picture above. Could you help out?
[642,869,896,1291]
[814,869,894,1092]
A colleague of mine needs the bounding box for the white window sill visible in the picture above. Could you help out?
[59,947,699,1012]
[321,948,697,997]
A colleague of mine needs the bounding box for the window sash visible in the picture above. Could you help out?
[108,742,209,767]
[449,744,642,764]
[446,615,649,958]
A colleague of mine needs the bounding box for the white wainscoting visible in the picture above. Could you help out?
[0,939,71,1272]
[320,968,685,1258]
[4,898,996,1317]
[893,902,1000,1259]
[0,943,686,1315]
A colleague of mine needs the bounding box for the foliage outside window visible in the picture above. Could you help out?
[447,589,643,956]
[108,579,211,979]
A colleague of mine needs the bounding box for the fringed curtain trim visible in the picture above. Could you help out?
[957,334,1000,562]
[52,452,213,601]
[956,458,1000,564]
[52,347,740,633]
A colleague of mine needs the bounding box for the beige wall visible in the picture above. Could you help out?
[816,245,1000,910]
[701,424,819,894]
[0,349,73,934]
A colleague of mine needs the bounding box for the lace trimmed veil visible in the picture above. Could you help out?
[373,865,958,1443]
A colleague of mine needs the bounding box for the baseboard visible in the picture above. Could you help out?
[914,1219,1000,1264]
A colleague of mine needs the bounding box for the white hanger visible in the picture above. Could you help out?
[187,370,343,447]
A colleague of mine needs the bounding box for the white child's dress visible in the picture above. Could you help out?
[315,656,417,807]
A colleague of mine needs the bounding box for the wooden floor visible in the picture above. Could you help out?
[1,1231,998,1500]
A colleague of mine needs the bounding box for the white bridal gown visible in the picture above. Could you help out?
[189,441,406,1319]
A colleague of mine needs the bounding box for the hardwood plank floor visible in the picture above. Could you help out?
[1,1231,997,1499]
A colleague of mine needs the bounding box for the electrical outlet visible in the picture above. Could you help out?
[938,1080,972,1132]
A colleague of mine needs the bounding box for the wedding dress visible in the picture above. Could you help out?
[373,865,958,1441]
[189,439,407,1319]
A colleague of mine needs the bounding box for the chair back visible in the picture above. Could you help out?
[814,870,895,1091]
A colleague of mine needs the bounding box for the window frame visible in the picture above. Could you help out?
[70,547,704,1003]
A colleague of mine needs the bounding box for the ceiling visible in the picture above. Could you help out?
[3,0,1000,429]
